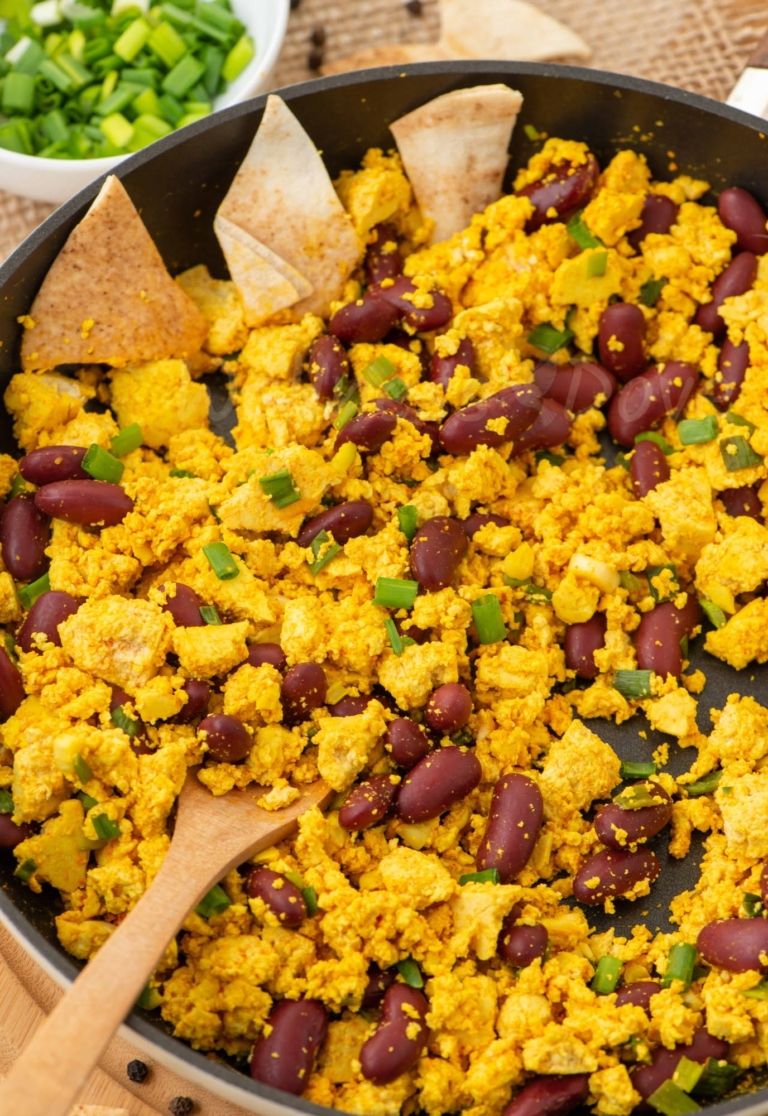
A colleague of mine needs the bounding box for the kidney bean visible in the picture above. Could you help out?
[17,590,79,652]
[410,516,468,591]
[564,614,606,680]
[397,746,481,823]
[335,410,396,454]
[1,494,50,582]
[297,500,373,548]
[175,679,210,723]
[308,334,350,401]
[360,983,428,1085]
[535,360,616,413]
[698,918,768,972]
[598,303,647,383]
[199,713,251,763]
[511,398,571,454]
[439,384,542,455]
[425,682,472,733]
[713,338,750,412]
[430,337,477,389]
[572,848,660,905]
[281,662,327,725]
[632,1029,729,1100]
[372,276,452,332]
[634,599,699,677]
[501,1074,589,1116]
[517,154,600,231]
[720,484,762,520]
[607,361,700,447]
[477,774,544,882]
[327,695,368,718]
[18,444,87,485]
[462,512,509,538]
[594,783,672,850]
[615,980,661,1010]
[374,398,440,453]
[163,583,204,627]
[498,913,548,967]
[0,646,24,720]
[630,439,670,497]
[718,186,768,255]
[387,716,431,769]
[328,293,400,344]
[339,774,397,830]
[365,222,403,285]
[34,479,133,527]
[247,643,287,671]
[695,252,758,337]
[628,193,679,249]
[0,813,31,850]
[250,999,328,1095]
[361,964,395,1011]
[245,866,307,928]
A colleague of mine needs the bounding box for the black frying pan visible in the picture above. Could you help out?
[1,60,768,1116]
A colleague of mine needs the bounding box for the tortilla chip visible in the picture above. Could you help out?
[441,0,591,63]
[390,84,523,244]
[216,94,360,323]
[21,176,207,372]
[213,214,311,327]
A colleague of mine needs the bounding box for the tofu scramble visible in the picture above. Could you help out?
[3,89,768,1116]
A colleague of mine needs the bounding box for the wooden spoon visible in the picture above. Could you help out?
[322,0,590,75]
[0,773,331,1116]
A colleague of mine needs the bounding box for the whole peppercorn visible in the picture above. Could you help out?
[307,47,324,71]
[309,25,326,46]
[126,1058,149,1084]
[405,0,424,13]
[168,1098,194,1116]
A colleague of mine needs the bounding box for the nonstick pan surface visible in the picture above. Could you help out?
[2,60,768,1116]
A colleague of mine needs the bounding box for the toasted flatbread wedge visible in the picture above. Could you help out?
[21,176,207,372]
[441,0,590,63]
[390,84,523,243]
[216,94,360,323]
[214,214,312,327]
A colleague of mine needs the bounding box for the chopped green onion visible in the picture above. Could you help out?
[396,957,424,988]
[147,19,186,66]
[678,416,718,445]
[0,790,14,814]
[586,249,608,277]
[384,617,405,656]
[744,981,768,1000]
[663,942,697,989]
[523,122,543,140]
[111,705,140,737]
[302,885,319,916]
[162,53,205,98]
[99,110,133,147]
[619,570,644,592]
[459,868,500,885]
[635,431,675,454]
[684,770,722,797]
[614,784,664,810]
[620,760,658,780]
[699,599,727,629]
[567,211,603,249]
[720,434,763,471]
[503,576,553,602]
[639,276,667,307]
[169,468,196,478]
[334,400,358,430]
[113,16,150,62]
[92,812,120,841]
[203,541,239,580]
[536,450,566,467]
[74,752,92,782]
[646,563,679,603]
[3,71,35,113]
[383,377,408,400]
[221,32,254,82]
[373,577,418,610]
[527,322,574,355]
[308,531,341,576]
[17,571,50,610]
[200,604,222,625]
[647,1080,701,1115]
[110,423,142,456]
[363,354,397,388]
[136,984,162,1011]
[78,791,98,812]
[9,474,29,498]
[471,594,507,644]
[692,1059,739,1099]
[397,504,418,542]
[743,892,764,917]
[81,443,124,483]
[591,955,622,994]
[613,669,653,699]
[14,858,36,882]
[196,882,231,919]
[726,410,755,431]
[258,468,301,509]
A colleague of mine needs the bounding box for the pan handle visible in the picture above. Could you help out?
[726,29,768,117]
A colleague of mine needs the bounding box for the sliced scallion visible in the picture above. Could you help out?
[586,249,608,277]
[396,957,423,988]
[258,467,300,509]
[471,594,507,644]
[567,211,603,249]
[678,416,718,445]
[527,322,574,355]
[17,571,50,610]
[0,790,13,814]
[111,705,140,737]
[14,858,36,882]
[647,1080,701,1115]
[384,617,405,656]
[110,422,142,456]
[591,955,622,994]
[362,354,397,388]
[720,434,763,472]
[92,812,120,841]
[82,442,124,483]
[614,669,653,699]
[203,541,239,580]
[373,577,418,610]
[308,530,341,576]
[200,604,222,625]
[620,760,658,780]
[334,400,358,430]
[684,770,722,797]
[397,504,418,542]
[383,377,408,400]
[743,892,764,917]
[458,868,500,885]
[639,276,667,307]
[663,942,697,989]
[136,984,162,1011]
[693,1059,740,1099]
[195,882,231,919]
[302,885,319,916]
[699,599,726,629]
[726,410,755,431]
[78,791,98,812]
[635,431,675,454]
[74,752,92,782]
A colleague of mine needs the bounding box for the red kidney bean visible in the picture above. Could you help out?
[615,980,661,1010]
[1,494,50,582]
[18,445,87,486]
[17,590,79,652]
[439,384,542,455]
[634,599,699,677]
[564,614,606,680]
[329,293,400,344]
[535,360,616,413]
[695,252,758,337]
[720,484,762,520]
[477,774,544,883]
[199,713,251,763]
[713,339,750,411]
[247,643,287,671]
[387,716,431,769]
[339,774,397,830]
[572,848,660,905]
[501,1074,589,1116]
[498,913,548,967]
[297,500,373,548]
[397,746,481,823]
[361,965,395,1011]
[594,783,672,850]
[598,303,647,383]
[0,645,24,720]
[335,410,396,454]
[360,983,428,1085]
[632,1029,729,1100]
[425,682,472,733]
[0,813,31,850]
[308,334,350,401]
[175,679,210,723]
[718,186,768,255]
[631,439,670,497]
[250,999,328,1095]
[329,694,370,716]
[607,361,700,446]
[410,516,468,591]
[163,583,204,627]
[430,337,477,389]
[374,398,440,453]
[245,866,307,928]
[628,193,679,249]
[34,480,133,527]
[281,662,327,725]
[698,918,768,972]
[365,223,403,285]
[517,154,600,231]
[372,276,452,332]
[511,398,571,454]
[462,512,509,537]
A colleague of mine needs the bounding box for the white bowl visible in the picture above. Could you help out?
[0,0,289,204]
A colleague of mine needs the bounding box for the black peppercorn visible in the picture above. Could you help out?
[307,47,324,71]
[309,25,326,47]
[126,1059,149,1084]
[405,0,424,14]
[290,0,301,9]
[168,1098,194,1116]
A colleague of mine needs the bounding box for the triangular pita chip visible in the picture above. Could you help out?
[21,176,207,372]
[216,94,360,322]
[440,0,591,62]
[390,84,523,244]
[214,213,312,326]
